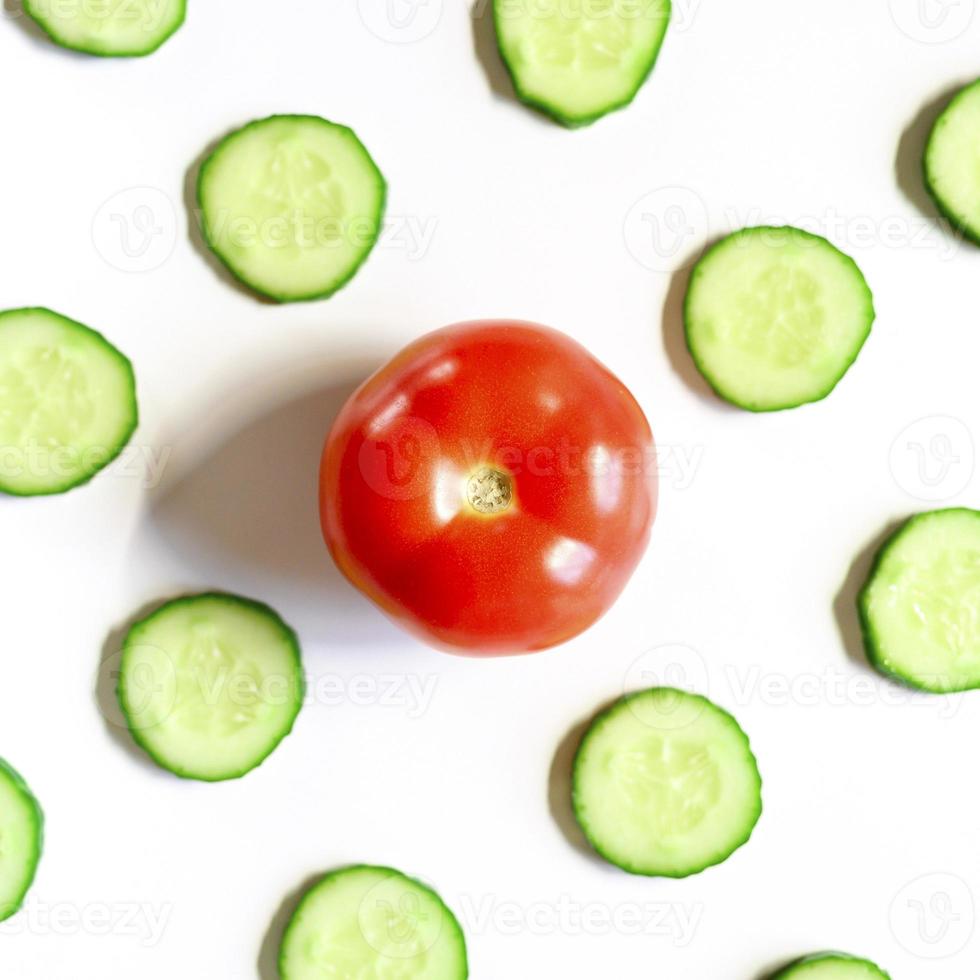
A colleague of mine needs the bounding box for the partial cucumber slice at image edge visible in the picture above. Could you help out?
[23,0,186,57]
[925,78,980,246]
[0,759,43,923]
[279,865,468,980]
[493,0,671,126]
[860,508,980,694]
[197,115,387,303]
[0,307,138,497]
[771,952,891,979]
[572,688,762,877]
[684,226,875,412]
[116,593,305,781]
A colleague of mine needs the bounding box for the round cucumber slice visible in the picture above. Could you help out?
[197,115,387,303]
[925,79,980,245]
[23,0,185,57]
[0,759,43,923]
[860,508,980,693]
[0,307,138,497]
[684,226,875,412]
[772,953,891,979]
[279,865,468,980]
[493,0,671,126]
[572,688,762,877]
[116,593,305,781]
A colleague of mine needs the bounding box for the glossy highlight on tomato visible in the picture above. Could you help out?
[319,321,657,655]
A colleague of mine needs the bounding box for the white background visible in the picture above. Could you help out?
[1,0,979,976]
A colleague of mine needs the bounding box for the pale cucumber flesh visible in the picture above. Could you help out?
[685,226,874,411]
[861,508,980,693]
[24,0,185,56]
[0,759,43,923]
[573,688,762,877]
[117,594,304,781]
[0,308,137,496]
[925,79,980,244]
[494,0,671,125]
[198,116,386,302]
[279,866,468,980]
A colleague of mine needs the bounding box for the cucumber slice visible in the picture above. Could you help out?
[925,79,980,245]
[572,688,762,877]
[772,953,891,979]
[860,508,980,693]
[0,307,138,497]
[493,0,671,126]
[279,865,468,980]
[0,759,43,923]
[23,0,185,57]
[116,593,305,781]
[197,115,387,303]
[685,226,875,412]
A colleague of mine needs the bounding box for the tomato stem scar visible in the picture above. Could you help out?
[465,466,513,515]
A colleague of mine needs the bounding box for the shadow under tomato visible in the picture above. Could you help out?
[147,370,406,648]
[833,518,905,671]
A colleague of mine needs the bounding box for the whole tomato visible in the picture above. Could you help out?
[319,321,656,655]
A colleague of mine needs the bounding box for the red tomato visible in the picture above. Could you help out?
[319,321,656,655]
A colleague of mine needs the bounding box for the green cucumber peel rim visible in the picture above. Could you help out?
[572,687,762,877]
[0,307,138,497]
[0,758,43,923]
[860,508,980,694]
[278,865,468,980]
[116,592,305,781]
[196,115,387,303]
[23,0,186,57]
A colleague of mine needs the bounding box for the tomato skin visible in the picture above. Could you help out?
[320,321,657,655]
